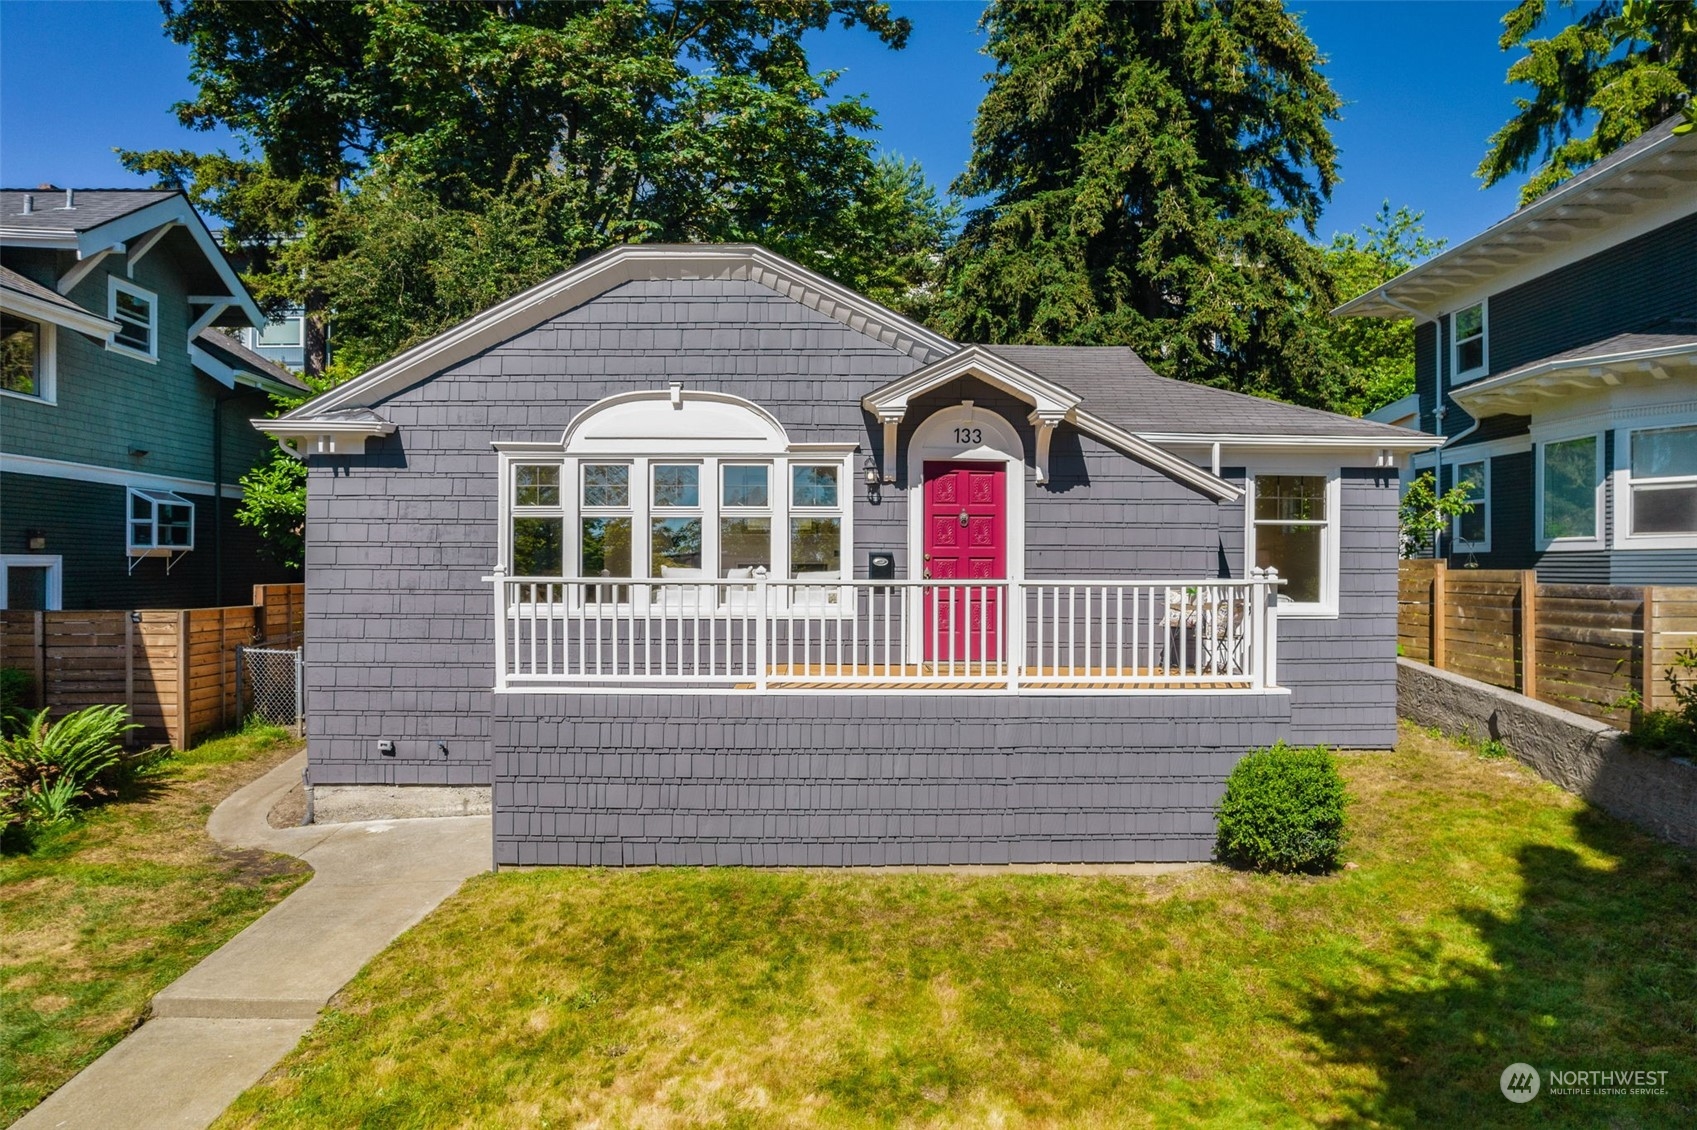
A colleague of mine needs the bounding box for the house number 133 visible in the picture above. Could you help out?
[953,427,983,445]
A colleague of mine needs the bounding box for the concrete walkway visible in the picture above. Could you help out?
[18,752,491,1130]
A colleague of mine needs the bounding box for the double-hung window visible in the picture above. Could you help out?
[1538,434,1601,547]
[1452,459,1490,552]
[128,488,193,554]
[1248,473,1336,615]
[510,464,563,576]
[1623,424,1697,540]
[1451,301,1486,382]
[579,463,633,602]
[108,279,157,360]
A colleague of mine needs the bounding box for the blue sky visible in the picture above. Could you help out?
[1,1,1551,249]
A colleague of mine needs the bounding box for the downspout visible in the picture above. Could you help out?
[212,391,234,606]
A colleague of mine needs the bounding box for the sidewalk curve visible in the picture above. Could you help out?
[17,751,491,1130]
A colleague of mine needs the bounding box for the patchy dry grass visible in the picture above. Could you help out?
[0,724,309,1123]
[217,723,1696,1128]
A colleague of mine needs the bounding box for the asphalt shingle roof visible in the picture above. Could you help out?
[0,188,177,234]
[980,344,1430,441]
[195,328,310,391]
[0,264,94,318]
[1486,325,1697,383]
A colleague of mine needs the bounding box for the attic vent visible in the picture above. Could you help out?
[60,189,75,210]
[20,195,32,215]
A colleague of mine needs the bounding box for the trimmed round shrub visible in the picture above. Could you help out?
[1215,741,1347,873]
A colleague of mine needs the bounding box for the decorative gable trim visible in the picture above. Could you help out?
[279,245,959,424]
[861,346,1240,501]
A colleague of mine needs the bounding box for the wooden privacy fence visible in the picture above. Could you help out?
[1398,561,1697,729]
[0,583,304,750]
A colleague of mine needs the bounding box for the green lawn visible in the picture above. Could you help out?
[1,724,310,1124]
[217,724,1695,1128]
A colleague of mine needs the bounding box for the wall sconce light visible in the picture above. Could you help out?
[26,530,46,551]
[128,446,149,458]
[862,455,882,503]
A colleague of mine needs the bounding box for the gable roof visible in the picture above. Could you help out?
[0,188,264,329]
[279,243,958,423]
[1335,113,1697,319]
[982,345,1436,446]
[0,263,120,339]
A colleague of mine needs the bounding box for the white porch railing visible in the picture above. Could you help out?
[491,572,1282,692]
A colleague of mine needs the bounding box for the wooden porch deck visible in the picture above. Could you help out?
[738,663,1251,691]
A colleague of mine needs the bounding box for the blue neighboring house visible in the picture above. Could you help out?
[1341,115,1697,582]
[1,187,305,610]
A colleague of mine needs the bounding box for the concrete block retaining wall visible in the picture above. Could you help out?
[1398,658,1697,849]
[492,691,1292,867]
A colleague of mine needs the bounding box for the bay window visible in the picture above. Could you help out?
[1624,424,1697,539]
[1538,435,1601,545]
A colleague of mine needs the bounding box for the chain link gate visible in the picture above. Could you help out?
[237,646,304,734]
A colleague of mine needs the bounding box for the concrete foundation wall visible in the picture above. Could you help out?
[492,690,1291,867]
[1397,658,1697,849]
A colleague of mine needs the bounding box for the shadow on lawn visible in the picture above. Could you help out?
[1296,807,1697,1127]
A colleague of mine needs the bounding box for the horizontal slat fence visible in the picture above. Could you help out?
[1398,562,1695,729]
[0,583,304,750]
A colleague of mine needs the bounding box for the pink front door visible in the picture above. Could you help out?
[922,461,1006,662]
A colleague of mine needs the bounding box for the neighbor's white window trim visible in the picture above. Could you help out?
[1242,467,1341,619]
[107,276,159,362]
[1451,456,1492,554]
[0,554,63,610]
[1611,415,1697,551]
[1534,429,1605,551]
[1448,299,1488,385]
[0,318,57,405]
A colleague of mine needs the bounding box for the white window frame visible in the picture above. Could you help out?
[508,462,566,576]
[1612,418,1697,551]
[0,316,57,404]
[127,487,194,555]
[1451,457,1491,554]
[1244,469,1341,619]
[108,277,159,362]
[0,554,63,610]
[1534,431,1605,551]
[1449,300,1488,385]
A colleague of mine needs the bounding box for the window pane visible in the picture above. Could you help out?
[1,314,38,395]
[257,315,302,347]
[114,290,151,350]
[1456,462,1486,502]
[792,466,839,508]
[720,517,771,575]
[130,521,153,547]
[115,290,150,322]
[514,465,560,507]
[1458,505,1487,545]
[582,464,629,508]
[1542,437,1597,539]
[1253,476,1325,522]
[1631,426,1697,480]
[581,517,631,576]
[651,517,702,573]
[1456,338,1484,374]
[722,465,770,508]
[1255,522,1322,604]
[790,517,841,576]
[1454,304,1482,341]
[512,517,562,575]
[6,565,48,612]
[131,492,151,520]
[1632,483,1697,534]
[158,503,193,547]
[653,465,699,508]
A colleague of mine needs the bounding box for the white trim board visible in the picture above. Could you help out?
[0,555,63,611]
[1,452,244,499]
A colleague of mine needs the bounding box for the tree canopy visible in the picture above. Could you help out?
[936,0,1346,407]
[125,0,949,369]
[1479,0,1697,204]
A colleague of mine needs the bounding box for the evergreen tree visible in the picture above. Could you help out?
[1479,0,1697,204]
[937,0,1344,407]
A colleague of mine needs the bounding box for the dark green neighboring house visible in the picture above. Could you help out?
[1,187,304,610]
[1341,115,1696,583]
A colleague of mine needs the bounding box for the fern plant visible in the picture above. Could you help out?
[0,705,137,828]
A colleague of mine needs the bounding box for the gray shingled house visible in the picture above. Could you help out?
[260,244,1437,866]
